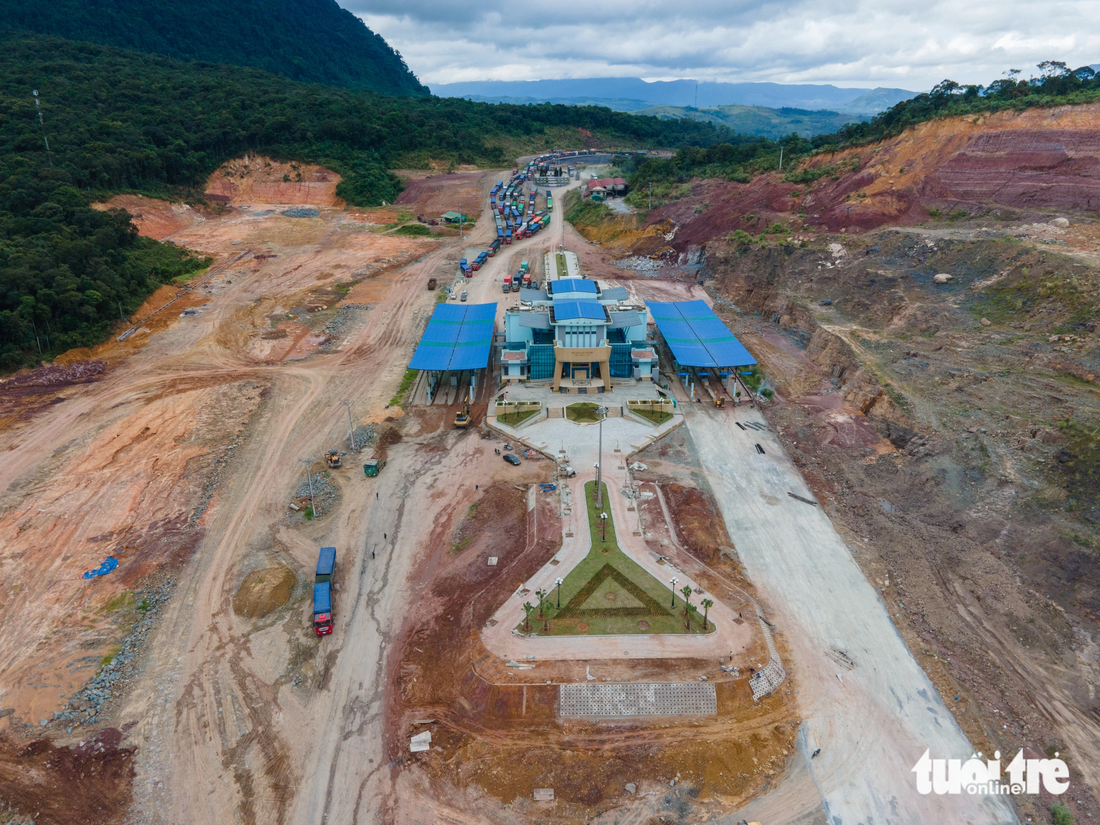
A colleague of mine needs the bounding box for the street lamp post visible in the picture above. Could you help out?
[670,576,679,608]
[555,577,563,609]
[600,512,608,543]
[595,405,608,508]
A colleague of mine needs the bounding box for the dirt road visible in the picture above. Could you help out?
[682,399,1017,824]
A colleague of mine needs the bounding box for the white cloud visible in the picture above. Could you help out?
[347,0,1100,90]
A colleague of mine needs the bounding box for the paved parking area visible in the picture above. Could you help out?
[559,682,717,718]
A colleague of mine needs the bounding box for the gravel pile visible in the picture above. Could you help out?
[321,306,369,349]
[611,256,664,274]
[281,206,320,218]
[296,471,338,516]
[50,579,174,732]
[350,423,377,452]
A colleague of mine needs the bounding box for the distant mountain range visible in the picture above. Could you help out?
[632,104,865,140]
[431,78,918,115]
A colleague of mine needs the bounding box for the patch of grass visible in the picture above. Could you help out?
[1052,803,1074,825]
[303,506,314,521]
[516,481,713,636]
[101,592,134,613]
[739,365,764,392]
[565,402,602,423]
[498,408,538,426]
[634,408,672,425]
[452,535,473,555]
[393,223,432,237]
[390,368,418,407]
[783,163,838,184]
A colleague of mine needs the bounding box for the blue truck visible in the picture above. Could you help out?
[313,546,336,636]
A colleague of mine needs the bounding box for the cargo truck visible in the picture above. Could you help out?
[313,546,336,636]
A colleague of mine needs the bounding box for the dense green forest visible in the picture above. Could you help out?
[0,0,427,96]
[0,34,729,369]
[619,61,1100,197]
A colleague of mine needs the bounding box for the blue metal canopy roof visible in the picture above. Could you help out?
[549,278,597,295]
[409,302,497,371]
[647,300,757,368]
[554,301,606,321]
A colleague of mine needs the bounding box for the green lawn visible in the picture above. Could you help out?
[498,408,539,426]
[565,402,602,423]
[633,408,673,425]
[516,481,714,636]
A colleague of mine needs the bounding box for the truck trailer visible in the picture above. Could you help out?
[313,546,336,636]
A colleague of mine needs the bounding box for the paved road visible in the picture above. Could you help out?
[683,402,1018,825]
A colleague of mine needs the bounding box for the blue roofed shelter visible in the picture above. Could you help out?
[409,302,497,401]
[647,300,756,401]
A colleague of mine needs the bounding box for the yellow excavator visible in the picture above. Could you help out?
[454,402,471,429]
[325,450,341,468]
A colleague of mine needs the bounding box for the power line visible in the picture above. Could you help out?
[32,90,53,167]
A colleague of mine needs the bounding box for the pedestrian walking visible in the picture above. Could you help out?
[371,551,375,559]
[384,533,387,540]
[476,484,479,491]
[376,492,379,499]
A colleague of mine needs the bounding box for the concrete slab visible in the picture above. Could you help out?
[559,682,717,719]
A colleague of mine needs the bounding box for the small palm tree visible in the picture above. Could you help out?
[523,601,533,632]
[680,585,693,618]
[686,603,698,631]
[535,589,547,620]
[701,598,714,631]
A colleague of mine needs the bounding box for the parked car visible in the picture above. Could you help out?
[460,290,468,302]
[503,453,521,466]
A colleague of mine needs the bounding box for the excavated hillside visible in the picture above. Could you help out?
[578,102,1100,259]
[572,104,1100,824]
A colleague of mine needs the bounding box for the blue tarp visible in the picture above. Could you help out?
[82,557,119,579]
[554,301,605,321]
[647,300,757,368]
[409,302,498,372]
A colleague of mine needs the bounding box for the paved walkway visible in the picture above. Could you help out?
[480,461,757,662]
[682,402,1017,825]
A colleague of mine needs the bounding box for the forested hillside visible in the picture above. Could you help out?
[0,34,729,369]
[0,0,427,96]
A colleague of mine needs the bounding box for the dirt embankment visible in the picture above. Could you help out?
[394,169,493,221]
[575,102,1100,257]
[204,155,343,205]
[388,477,794,819]
[700,229,1100,822]
[92,195,213,241]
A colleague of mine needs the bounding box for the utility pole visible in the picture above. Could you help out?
[32,91,53,167]
[341,399,357,451]
[649,182,653,210]
[299,458,316,516]
[779,146,784,171]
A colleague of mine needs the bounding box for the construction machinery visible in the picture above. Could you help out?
[325,450,342,468]
[363,458,386,477]
[454,401,471,429]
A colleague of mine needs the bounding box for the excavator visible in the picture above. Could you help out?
[454,401,471,429]
[325,450,342,468]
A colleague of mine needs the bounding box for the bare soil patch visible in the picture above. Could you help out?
[232,566,296,618]
[0,728,134,824]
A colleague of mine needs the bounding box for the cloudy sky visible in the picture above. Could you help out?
[348,0,1100,91]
